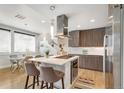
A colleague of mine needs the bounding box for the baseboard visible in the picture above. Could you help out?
[0,65,11,69]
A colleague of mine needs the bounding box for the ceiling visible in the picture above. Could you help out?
[0,4,108,34]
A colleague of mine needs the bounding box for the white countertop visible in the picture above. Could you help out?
[29,55,79,66]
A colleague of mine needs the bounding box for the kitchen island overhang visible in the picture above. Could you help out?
[29,55,79,89]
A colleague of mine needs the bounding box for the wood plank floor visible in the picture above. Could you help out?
[0,68,38,89]
[0,67,112,89]
[72,69,113,89]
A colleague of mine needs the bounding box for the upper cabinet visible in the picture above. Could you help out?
[69,27,105,47]
[69,30,80,47]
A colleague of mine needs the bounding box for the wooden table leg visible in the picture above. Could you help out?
[62,77,64,89]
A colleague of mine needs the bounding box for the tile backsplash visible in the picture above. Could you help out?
[68,47,104,56]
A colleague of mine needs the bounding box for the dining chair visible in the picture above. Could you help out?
[16,54,26,70]
[12,55,33,71]
[9,54,19,72]
[40,66,65,89]
[24,62,40,89]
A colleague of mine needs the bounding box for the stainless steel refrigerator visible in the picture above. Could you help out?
[105,4,123,89]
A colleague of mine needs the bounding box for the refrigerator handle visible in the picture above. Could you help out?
[104,35,108,48]
[103,35,108,73]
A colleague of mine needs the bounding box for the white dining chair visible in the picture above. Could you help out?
[9,54,19,72]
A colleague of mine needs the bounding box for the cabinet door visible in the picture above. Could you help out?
[79,55,103,71]
[80,28,105,47]
[93,28,105,46]
[69,31,79,47]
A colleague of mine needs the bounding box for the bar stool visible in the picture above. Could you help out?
[24,62,40,89]
[40,67,65,89]
[24,56,33,62]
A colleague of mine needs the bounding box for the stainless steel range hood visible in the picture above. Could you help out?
[55,14,70,38]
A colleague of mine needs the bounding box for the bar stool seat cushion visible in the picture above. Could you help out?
[54,70,64,78]
[25,63,40,76]
[40,67,64,83]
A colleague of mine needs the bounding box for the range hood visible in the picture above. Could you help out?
[56,14,70,38]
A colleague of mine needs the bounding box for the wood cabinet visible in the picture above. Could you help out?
[69,54,103,72]
[69,27,105,71]
[68,27,105,47]
[69,31,80,47]
[79,55,103,71]
[80,28,105,47]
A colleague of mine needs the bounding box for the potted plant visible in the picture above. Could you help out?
[45,49,49,58]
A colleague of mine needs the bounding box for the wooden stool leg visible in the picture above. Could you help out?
[40,81,44,89]
[32,76,35,89]
[62,77,64,89]
[46,82,49,89]
[50,83,54,89]
[25,75,29,89]
[52,83,53,89]
[37,76,39,86]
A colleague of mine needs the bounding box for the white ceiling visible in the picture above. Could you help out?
[0,4,108,34]
[0,4,49,34]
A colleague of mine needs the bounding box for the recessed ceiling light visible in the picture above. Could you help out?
[77,25,81,28]
[41,20,46,23]
[90,19,95,22]
[50,5,55,11]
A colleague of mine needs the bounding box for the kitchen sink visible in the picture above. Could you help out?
[55,55,73,59]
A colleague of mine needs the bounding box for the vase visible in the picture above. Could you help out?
[45,54,49,58]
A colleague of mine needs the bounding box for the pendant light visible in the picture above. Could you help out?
[50,5,55,40]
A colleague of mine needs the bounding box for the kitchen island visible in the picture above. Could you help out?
[29,55,79,89]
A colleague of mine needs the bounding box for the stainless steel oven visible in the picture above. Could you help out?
[71,59,78,84]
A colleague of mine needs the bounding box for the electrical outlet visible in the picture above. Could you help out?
[82,49,88,54]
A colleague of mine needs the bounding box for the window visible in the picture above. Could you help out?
[14,32,35,52]
[0,28,11,52]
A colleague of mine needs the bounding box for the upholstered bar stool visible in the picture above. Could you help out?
[40,67,65,89]
[24,62,40,89]
[24,56,33,62]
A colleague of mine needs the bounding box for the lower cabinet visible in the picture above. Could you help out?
[79,55,103,72]
[69,54,103,72]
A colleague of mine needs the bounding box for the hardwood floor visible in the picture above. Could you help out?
[0,67,112,89]
[0,67,38,89]
[72,69,113,89]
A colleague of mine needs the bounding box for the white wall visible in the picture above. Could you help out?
[122,5,124,88]
[0,55,10,69]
